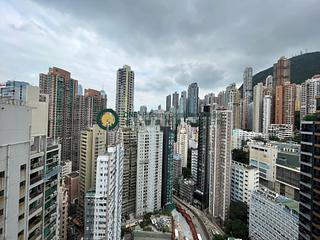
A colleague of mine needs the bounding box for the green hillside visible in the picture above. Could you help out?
[252,51,320,86]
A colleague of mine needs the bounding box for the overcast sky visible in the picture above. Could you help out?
[1,0,319,109]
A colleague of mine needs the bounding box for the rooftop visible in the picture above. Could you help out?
[85,188,95,197]
[276,195,300,213]
[256,187,299,213]
[133,231,171,240]
[68,172,79,178]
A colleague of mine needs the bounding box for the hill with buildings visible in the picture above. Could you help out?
[252,51,320,87]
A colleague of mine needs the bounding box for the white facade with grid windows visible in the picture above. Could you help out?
[136,125,163,217]
[84,144,123,240]
[249,187,299,240]
[231,161,259,204]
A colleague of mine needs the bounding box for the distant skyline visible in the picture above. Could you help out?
[1,0,320,109]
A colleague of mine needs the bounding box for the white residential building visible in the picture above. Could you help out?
[0,86,60,240]
[262,95,272,134]
[253,83,263,133]
[173,154,182,191]
[0,101,32,240]
[231,161,259,204]
[268,124,294,140]
[177,122,189,168]
[191,148,198,183]
[232,129,267,150]
[265,75,273,88]
[84,144,124,240]
[249,141,278,189]
[249,187,299,240]
[208,109,232,223]
[300,75,320,120]
[136,125,163,217]
[61,160,72,179]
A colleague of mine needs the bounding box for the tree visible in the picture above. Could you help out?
[292,133,301,143]
[252,136,267,143]
[140,213,152,228]
[269,135,280,141]
[304,114,316,121]
[232,149,249,165]
[229,201,248,224]
[225,219,248,240]
[224,201,249,239]
[182,167,192,178]
[213,234,225,240]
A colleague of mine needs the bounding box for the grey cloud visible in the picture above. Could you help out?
[1,0,320,109]
[169,63,225,89]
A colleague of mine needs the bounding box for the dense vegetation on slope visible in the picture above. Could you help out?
[252,51,320,86]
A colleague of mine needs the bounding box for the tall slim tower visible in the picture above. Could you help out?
[78,125,107,219]
[179,90,187,118]
[187,83,199,117]
[283,83,297,126]
[253,83,263,132]
[195,106,212,209]
[172,91,179,109]
[116,65,134,127]
[208,109,232,223]
[39,67,78,163]
[84,144,123,240]
[242,67,253,130]
[263,95,272,134]
[136,125,163,217]
[243,67,253,101]
[166,94,171,112]
[161,126,174,207]
[227,84,240,129]
[274,57,290,124]
[122,127,138,218]
[177,122,189,168]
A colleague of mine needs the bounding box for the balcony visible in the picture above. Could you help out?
[28,215,42,232]
[44,219,56,239]
[30,160,44,173]
[45,203,56,216]
[45,187,57,201]
[44,166,60,181]
[44,228,56,240]
[28,227,42,240]
[0,178,4,191]
[45,179,58,189]
[29,200,43,216]
[30,175,43,187]
[29,187,43,201]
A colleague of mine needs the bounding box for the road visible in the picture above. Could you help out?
[172,209,193,239]
[174,196,224,239]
